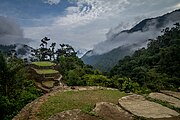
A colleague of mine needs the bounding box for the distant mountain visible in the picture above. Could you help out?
[82,46,133,71]
[0,43,34,59]
[82,9,180,71]
[0,44,16,53]
[76,49,88,58]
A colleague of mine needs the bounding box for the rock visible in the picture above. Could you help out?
[160,90,180,99]
[149,93,180,108]
[119,94,179,119]
[93,102,133,120]
[48,109,99,120]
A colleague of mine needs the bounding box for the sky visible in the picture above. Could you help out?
[0,0,180,51]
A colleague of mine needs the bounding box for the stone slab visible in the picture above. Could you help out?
[119,94,179,119]
[149,92,180,108]
[160,90,180,99]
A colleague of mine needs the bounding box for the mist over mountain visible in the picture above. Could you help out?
[0,43,34,60]
[82,9,180,71]
[76,49,88,58]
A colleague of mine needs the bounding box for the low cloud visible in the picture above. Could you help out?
[92,11,180,55]
[0,16,32,45]
[93,30,160,55]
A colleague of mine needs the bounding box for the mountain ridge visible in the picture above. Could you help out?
[82,9,180,71]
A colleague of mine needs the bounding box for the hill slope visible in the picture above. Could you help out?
[110,23,180,91]
[82,9,180,71]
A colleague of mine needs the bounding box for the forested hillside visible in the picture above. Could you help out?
[0,52,42,120]
[110,23,180,91]
[82,9,180,71]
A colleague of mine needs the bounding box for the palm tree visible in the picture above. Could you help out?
[50,43,56,60]
[43,37,50,48]
[41,39,47,48]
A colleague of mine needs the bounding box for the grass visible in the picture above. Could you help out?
[38,89,126,119]
[42,81,55,88]
[35,69,59,74]
[32,61,55,67]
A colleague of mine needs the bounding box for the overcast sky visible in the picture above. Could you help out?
[0,0,180,50]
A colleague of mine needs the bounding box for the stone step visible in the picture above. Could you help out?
[149,92,180,108]
[160,90,180,99]
[119,94,179,119]
[35,82,50,93]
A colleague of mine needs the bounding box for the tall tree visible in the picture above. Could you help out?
[50,42,56,60]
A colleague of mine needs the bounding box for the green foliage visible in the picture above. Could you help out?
[110,76,151,94]
[58,56,84,75]
[57,54,110,86]
[66,69,82,86]
[82,74,111,87]
[57,54,113,87]
[0,44,16,55]
[0,52,42,120]
[110,23,180,91]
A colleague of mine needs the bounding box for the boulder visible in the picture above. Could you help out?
[48,109,99,120]
[93,102,133,120]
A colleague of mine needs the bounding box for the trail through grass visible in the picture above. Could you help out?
[38,89,126,119]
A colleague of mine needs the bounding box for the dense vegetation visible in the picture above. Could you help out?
[110,23,180,91]
[57,56,112,87]
[0,52,42,120]
[82,46,132,71]
[0,44,16,54]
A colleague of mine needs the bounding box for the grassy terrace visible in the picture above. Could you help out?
[35,69,59,74]
[42,81,55,88]
[32,61,55,67]
[38,90,126,119]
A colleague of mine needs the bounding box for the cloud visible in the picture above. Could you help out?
[0,16,32,45]
[43,0,61,5]
[23,0,180,52]
[54,0,130,27]
[93,30,160,55]
[24,0,130,49]
[92,10,180,55]
[173,3,180,9]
